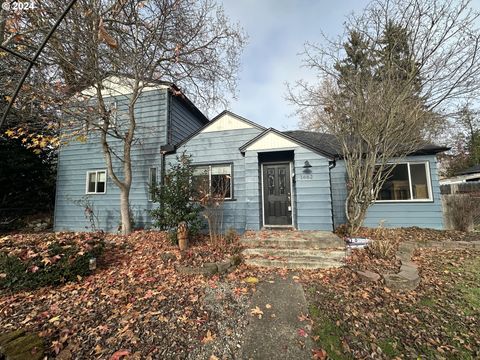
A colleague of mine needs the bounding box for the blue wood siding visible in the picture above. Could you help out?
[293,148,333,231]
[245,151,262,231]
[167,127,264,233]
[169,94,205,145]
[54,88,204,232]
[169,128,334,232]
[330,155,444,229]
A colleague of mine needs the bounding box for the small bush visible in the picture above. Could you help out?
[0,233,105,291]
[224,227,239,244]
[366,224,397,259]
[150,152,203,237]
[367,238,397,259]
[444,194,479,232]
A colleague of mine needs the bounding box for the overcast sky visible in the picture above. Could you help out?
[220,0,480,130]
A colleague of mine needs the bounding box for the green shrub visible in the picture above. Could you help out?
[150,152,203,236]
[167,229,178,245]
[0,234,105,291]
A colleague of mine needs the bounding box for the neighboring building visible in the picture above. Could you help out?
[440,164,480,185]
[54,83,448,232]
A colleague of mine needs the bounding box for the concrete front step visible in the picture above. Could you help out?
[241,231,345,269]
[245,256,344,269]
[243,247,345,258]
[241,238,344,250]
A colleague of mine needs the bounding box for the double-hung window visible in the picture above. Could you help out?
[192,164,233,199]
[376,162,432,202]
[86,170,107,194]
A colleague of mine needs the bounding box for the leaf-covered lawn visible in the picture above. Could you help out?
[304,247,480,359]
[0,231,251,359]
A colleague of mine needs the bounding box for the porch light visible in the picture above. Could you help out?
[303,161,312,168]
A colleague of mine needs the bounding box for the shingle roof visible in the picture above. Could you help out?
[282,130,340,157]
[239,128,335,158]
[283,130,449,158]
[457,164,480,175]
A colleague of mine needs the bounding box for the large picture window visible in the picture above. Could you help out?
[86,170,106,194]
[376,162,431,201]
[192,164,232,199]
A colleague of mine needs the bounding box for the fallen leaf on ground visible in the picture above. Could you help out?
[297,328,308,338]
[298,313,309,322]
[48,316,61,323]
[244,277,259,284]
[312,348,327,359]
[202,330,215,344]
[265,304,272,309]
[250,306,264,319]
[109,349,130,360]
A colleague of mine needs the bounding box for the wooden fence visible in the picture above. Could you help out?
[440,182,480,231]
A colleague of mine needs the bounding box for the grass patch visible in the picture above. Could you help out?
[309,304,350,360]
[378,339,400,357]
[418,297,435,307]
[305,247,480,359]
[450,256,480,316]
[462,287,480,314]
[307,286,316,296]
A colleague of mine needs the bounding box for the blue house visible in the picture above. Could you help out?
[54,82,448,233]
[54,77,208,232]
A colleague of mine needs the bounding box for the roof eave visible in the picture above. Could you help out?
[239,128,335,159]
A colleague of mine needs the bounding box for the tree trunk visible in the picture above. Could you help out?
[120,187,131,235]
[345,194,368,236]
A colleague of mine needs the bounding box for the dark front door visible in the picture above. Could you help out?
[263,163,292,226]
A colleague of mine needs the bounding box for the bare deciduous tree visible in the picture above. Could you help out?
[289,0,480,234]
[17,0,245,234]
[196,169,230,245]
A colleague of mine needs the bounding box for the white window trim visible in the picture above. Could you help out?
[85,170,107,194]
[193,163,233,200]
[375,161,433,203]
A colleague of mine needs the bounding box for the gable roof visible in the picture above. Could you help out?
[239,128,335,159]
[174,110,265,148]
[284,130,450,158]
[80,75,169,97]
[208,110,266,131]
[283,130,341,157]
[80,75,208,124]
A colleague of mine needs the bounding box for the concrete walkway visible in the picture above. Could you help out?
[238,275,314,360]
